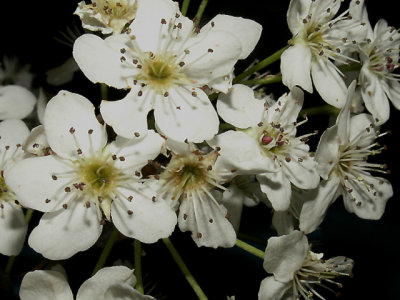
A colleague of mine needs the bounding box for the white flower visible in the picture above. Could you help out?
[5,91,176,259]
[73,0,262,142]
[0,85,36,120]
[0,119,30,256]
[298,81,393,233]
[258,230,354,300]
[75,0,138,35]
[357,16,400,124]
[20,265,155,300]
[281,0,365,107]
[154,140,236,248]
[209,84,320,212]
[0,55,33,89]
[46,57,80,86]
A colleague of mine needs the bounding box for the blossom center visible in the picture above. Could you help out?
[93,0,137,21]
[79,158,116,195]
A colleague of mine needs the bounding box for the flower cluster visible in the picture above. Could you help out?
[0,0,397,299]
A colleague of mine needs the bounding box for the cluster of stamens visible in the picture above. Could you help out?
[89,0,137,28]
[335,123,390,207]
[293,250,354,299]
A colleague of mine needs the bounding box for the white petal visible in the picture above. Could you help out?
[220,185,245,232]
[263,230,308,282]
[272,211,295,236]
[154,87,219,143]
[216,84,264,128]
[129,0,180,53]
[111,181,177,243]
[183,29,242,86]
[286,0,311,34]
[335,81,357,143]
[28,199,102,260]
[360,68,390,125]
[315,126,340,180]
[5,155,72,212]
[73,34,136,89]
[384,79,400,110]
[208,131,277,174]
[101,88,154,139]
[44,90,107,159]
[77,266,135,300]
[258,276,291,300]
[109,130,164,174]
[342,175,392,220]
[349,113,376,147]
[20,270,73,300]
[311,58,347,108]
[299,177,341,233]
[267,87,304,128]
[37,88,47,124]
[0,119,30,161]
[0,85,36,120]
[257,171,291,211]
[22,125,49,156]
[178,190,236,248]
[104,285,155,300]
[281,44,313,93]
[0,202,27,256]
[202,15,262,59]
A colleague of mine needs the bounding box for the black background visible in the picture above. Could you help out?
[1,1,399,299]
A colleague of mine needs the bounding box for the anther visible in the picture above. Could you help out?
[119,156,125,161]
[138,91,143,96]
[112,154,117,160]
[127,210,133,215]
[127,196,133,202]
[208,48,214,53]
[69,127,75,134]
[45,198,51,203]
[64,187,71,192]
[52,175,58,180]
[191,91,197,97]
[85,201,91,208]
[164,92,169,97]
[135,171,141,177]
[88,129,94,134]
[183,214,188,220]
[63,204,68,209]
[152,196,156,202]
[134,132,140,137]
[161,18,167,24]
[197,232,202,238]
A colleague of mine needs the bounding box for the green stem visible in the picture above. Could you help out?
[134,240,144,294]
[235,239,265,259]
[4,209,34,275]
[100,83,108,100]
[92,227,119,276]
[241,74,282,86]
[181,0,190,16]
[163,238,207,300]
[339,62,362,73]
[300,104,340,117]
[194,0,209,26]
[233,45,289,84]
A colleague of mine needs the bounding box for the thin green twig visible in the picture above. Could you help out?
[300,104,340,117]
[163,238,207,300]
[181,0,191,16]
[134,240,144,294]
[235,239,265,259]
[92,227,119,276]
[241,74,282,86]
[194,0,209,26]
[233,45,289,84]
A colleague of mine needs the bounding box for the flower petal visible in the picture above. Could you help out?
[104,285,155,300]
[286,0,311,34]
[20,270,73,300]
[109,130,164,174]
[201,15,262,59]
[111,181,177,243]
[258,276,291,300]
[216,84,265,128]
[0,119,29,161]
[73,34,136,89]
[101,88,154,139]
[0,85,36,120]
[77,266,135,300]
[183,29,242,86]
[349,113,376,148]
[299,177,341,233]
[257,171,291,211]
[178,190,236,248]
[5,155,72,212]
[315,126,340,180]
[342,175,392,220]
[263,230,308,282]
[281,44,313,93]
[22,125,50,156]
[311,58,347,108]
[44,90,107,159]
[0,202,27,256]
[272,210,295,236]
[154,87,219,143]
[46,57,80,87]
[220,184,245,232]
[28,199,103,260]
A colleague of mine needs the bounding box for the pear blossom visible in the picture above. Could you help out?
[5,90,176,259]
[73,0,262,142]
[75,0,138,35]
[298,81,393,233]
[153,140,236,248]
[356,15,400,124]
[281,0,366,107]
[259,230,354,300]
[20,265,156,300]
[0,85,36,120]
[209,84,320,212]
[0,119,30,256]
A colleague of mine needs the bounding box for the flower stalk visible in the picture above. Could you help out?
[181,0,190,16]
[134,239,144,294]
[235,239,265,259]
[92,227,119,276]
